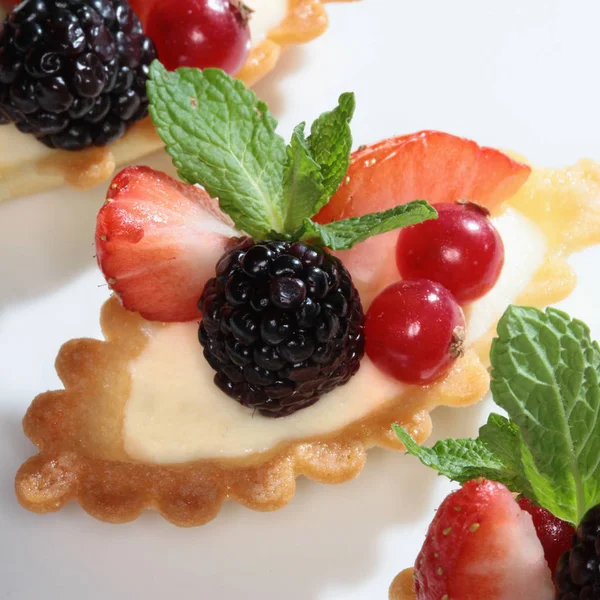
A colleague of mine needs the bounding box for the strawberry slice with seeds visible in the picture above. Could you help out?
[518,496,575,577]
[315,131,531,302]
[414,479,554,600]
[96,166,237,322]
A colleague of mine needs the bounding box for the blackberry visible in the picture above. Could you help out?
[198,238,365,417]
[556,505,600,599]
[0,0,156,150]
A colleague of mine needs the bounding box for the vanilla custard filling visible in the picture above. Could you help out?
[0,0,288,169]
[0,124,56,169]
[246,0,289,43]
[124,208,548,463]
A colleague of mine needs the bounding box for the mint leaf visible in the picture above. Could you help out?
[147,61,287,238]
[393,415,530,492]
[296,201,437,250]
[491,306,600,525]
[282,123,324,231]
[478,413,530,491]
[307,92,355,211]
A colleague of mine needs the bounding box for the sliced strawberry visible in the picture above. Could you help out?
[315,131,531,302]
[96,166,237,322]
[518,496,575,577]
[415,479,554,600]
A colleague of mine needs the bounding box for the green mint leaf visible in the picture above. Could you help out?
[307,92,355,211]
[147,61,287,239]
[393,415,530,492]
[478,413,535,496]
[282,123,325,232]
[491,306,600,525]
[295,201,437,250]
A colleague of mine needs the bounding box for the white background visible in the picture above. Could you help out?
[2,1,600,598]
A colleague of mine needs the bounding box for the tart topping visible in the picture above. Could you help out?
[315,131,531,298]
[198,239,364,417]
[145,0,251,74]
[0,0,157,150]
[396,201,505,304]
[365,279,466,385]
[412,479,555,599]
[395,305,600,597]
[98,62,437,415]
[517,497,574,577]
[556,505,600,596]
[96,165,237,322]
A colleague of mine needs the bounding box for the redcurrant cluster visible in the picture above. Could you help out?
[366,201,504,384]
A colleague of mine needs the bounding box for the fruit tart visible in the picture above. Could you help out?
[15,62,600,526]
[0,0,352,201]
[390,306,600,600]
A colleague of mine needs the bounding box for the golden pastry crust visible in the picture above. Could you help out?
[0,0,357,202]
[15,160,600,525]
[15,296,488,525]
[389,569,416,600]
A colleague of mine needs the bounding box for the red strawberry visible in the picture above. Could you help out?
[96,166,237,322]
[415,479,554,600]
[518,496,575,577]
[315,132,531,303]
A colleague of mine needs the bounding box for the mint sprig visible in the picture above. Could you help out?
[297,201,437,250]
[147,61,435,248]
[147,63,287,238]
[282,123,325,232]
[306,91,356,210]
[395,305,600,526]
[393,414,531,496]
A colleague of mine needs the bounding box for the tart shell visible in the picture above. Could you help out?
[15,159,600,525]
[0,0,357,203]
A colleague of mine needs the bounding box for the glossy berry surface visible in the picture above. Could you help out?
[396,201,505,304]
[365,279,465,385]
[128,0,155,25]
[518,497,575,577]
[146,0,250,74]
[414,479,555,600]
[556,504,600,599]
[315,131,530,299]
[198,239,365,417]
[0,0,156,150]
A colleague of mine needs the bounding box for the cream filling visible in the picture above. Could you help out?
[0,124,56,169]
[246,0,289,43]
[0,0,289,169]
[466,207,548,344]
[124,207,547,463]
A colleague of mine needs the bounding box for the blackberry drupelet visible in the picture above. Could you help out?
[556,505,600,599]
[0,0,156,150]
[198,238,365,417]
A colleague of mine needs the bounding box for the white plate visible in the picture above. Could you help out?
[2,1,600,598]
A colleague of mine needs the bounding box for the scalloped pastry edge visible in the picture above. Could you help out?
[15,159,600,525]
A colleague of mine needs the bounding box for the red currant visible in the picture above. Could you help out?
[518,497,575,577]
[146,0,251,74]
[365,279,465,384]
[396,202,505,304]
